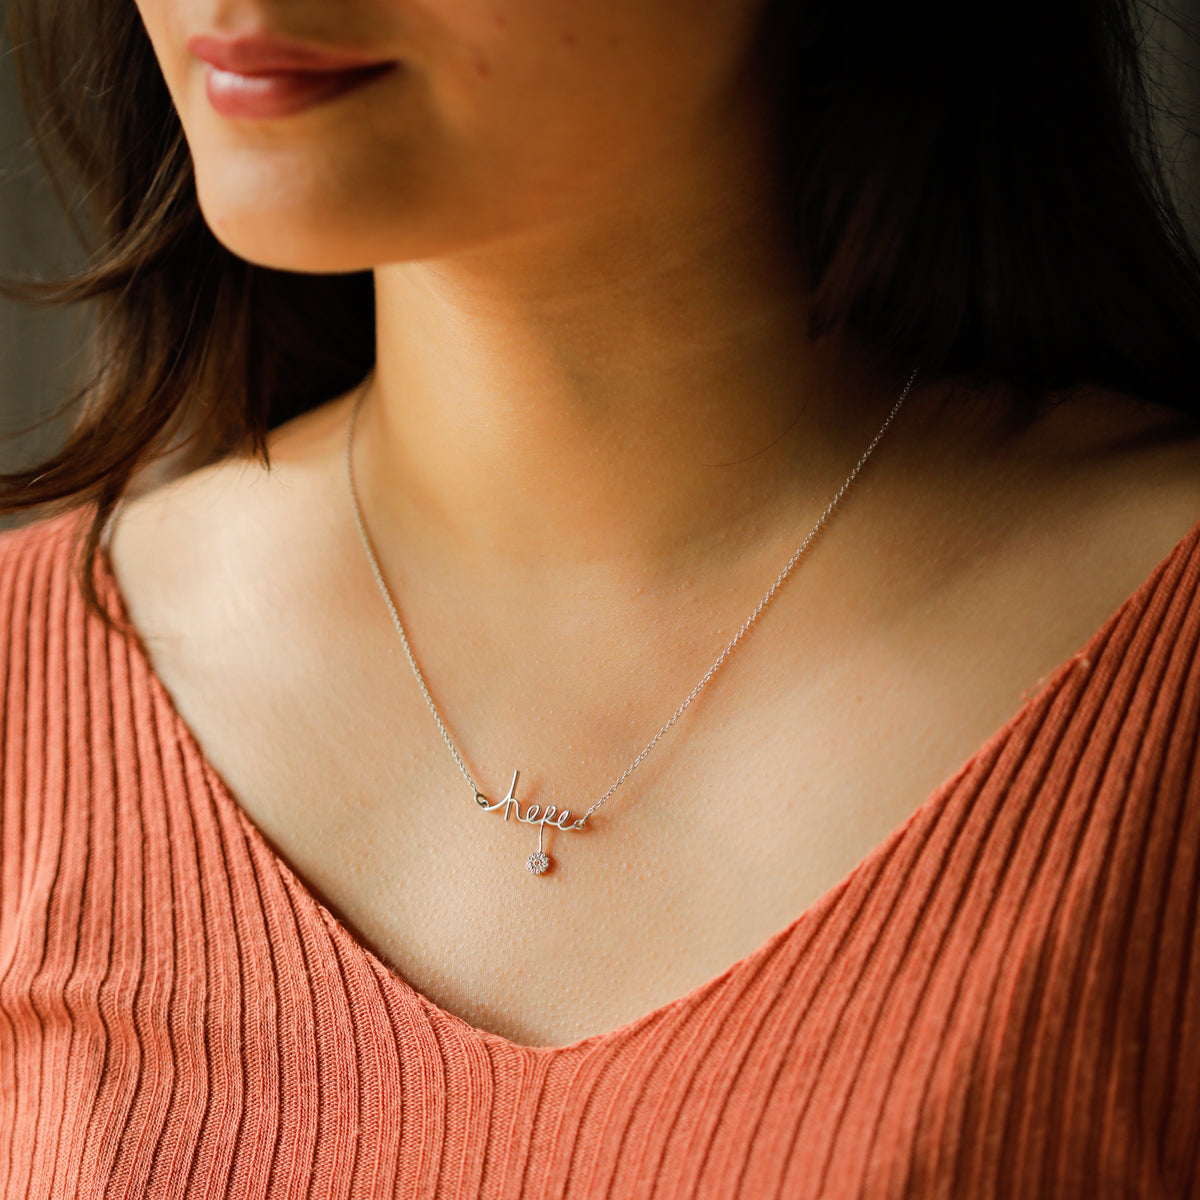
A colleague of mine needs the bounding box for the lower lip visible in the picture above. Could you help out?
[203,62,396,120]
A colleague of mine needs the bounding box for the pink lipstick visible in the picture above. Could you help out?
[188,35,397,120]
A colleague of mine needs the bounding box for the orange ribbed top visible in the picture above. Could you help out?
[1,506,1198,1199]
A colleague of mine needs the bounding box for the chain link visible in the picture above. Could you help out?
[346,367,919,825]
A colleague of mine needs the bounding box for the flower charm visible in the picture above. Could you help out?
[527,850,550,876]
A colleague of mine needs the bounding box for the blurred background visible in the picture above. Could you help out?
[1,3,1199,518]
[0,41,91,495]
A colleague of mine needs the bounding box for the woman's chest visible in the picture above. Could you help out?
[143,637,1020,1049]
[1,688,1176,1200]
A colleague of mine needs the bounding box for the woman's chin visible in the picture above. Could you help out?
[198,205,380,275]
[192,181,483,274]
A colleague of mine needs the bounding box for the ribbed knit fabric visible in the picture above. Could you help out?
[1,506,1199,1199]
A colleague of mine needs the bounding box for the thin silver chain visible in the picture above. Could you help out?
[346,367,918,825]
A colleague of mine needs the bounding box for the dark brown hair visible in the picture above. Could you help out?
[3,0,1200,614]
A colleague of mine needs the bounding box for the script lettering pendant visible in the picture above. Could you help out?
[474,770,587,877]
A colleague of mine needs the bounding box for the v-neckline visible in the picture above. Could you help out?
[90,506,1200,1057]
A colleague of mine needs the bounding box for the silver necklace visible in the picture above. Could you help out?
[346,368,918,877]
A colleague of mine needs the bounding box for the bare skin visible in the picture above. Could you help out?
[110,0,1200,1048]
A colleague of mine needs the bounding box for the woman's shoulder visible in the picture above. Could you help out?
[0,508,101,754]
[0,508,100,884]
[0,506,93,632]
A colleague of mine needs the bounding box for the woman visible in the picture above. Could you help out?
[1,0,1198,1194]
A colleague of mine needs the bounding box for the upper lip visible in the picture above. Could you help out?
[187,34,394,75]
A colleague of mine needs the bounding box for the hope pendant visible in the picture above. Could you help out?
[474,769,587,877]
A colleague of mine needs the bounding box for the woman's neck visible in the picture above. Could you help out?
[363,183,904,591]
